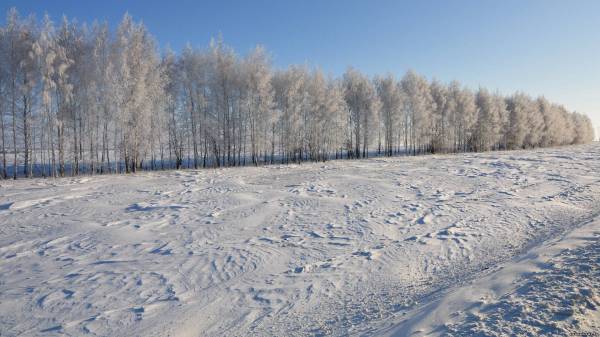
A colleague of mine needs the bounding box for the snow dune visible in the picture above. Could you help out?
[1,144,599,336]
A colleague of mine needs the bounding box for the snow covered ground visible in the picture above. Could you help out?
[1,143,599,337]
[380,214,600,337]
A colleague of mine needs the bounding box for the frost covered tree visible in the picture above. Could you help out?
[3,8,37,178]
[506,93,534,149]
[91,22,116,173]
[523,96,544,148]
[305,69,329,160]
[445,82,477,152]
[242,46,274,164]
[161,48,184,169]
[429,79,450,153]
[493,93,510,149]
[343,67,380,158]
[401,70,435,154]
[209,36,242,167]
[572,112,595,144]
[272,66,307,162]
[538,97,560,147]
[113,14,162,172]
[306,69,347,160]
[179,44,204,168]
[0,26,6,178]
[0,8,594,178]
[474,88,504,151]
[376,74,403,156]
[324,78,348,159]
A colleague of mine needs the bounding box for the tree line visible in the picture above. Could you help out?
[0,9,595,178]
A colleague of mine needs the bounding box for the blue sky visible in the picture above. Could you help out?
[2,0,599,133]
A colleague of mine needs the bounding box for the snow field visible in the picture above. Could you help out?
[1,143,599,336]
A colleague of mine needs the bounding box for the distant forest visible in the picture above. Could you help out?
[0,8,595,178]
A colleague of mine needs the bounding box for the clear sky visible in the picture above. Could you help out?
[2,0,599,134]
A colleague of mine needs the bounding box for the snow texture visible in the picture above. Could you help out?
[1,143,599,336]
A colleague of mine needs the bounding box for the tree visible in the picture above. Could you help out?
[538,97,559,147]
[272,66,307,162]
[0,8,594,178]
[343,67,380,158]
[454,86,477,152]
[572,112,594,144]
[376,74,403,156]
[429,79,450,153]
[242,46,273,164]
[0,17,8,178]
[474,88,503,151]
[113,14,160,172]
[523,94,544,148]
[401,70,435,154]
[161,49,183,169]
[91,21,116,173]
[506,93,533,149]
[208,36,240,167]
[4,8,30,179]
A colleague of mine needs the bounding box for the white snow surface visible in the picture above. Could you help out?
[1,144,599,337]
[380,210,600,337]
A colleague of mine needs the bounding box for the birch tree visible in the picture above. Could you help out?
[0,8,594,178]
[376,74,403,156]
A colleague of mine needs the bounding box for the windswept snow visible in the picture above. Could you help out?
[380,215,600,337]
[1,144,600,336]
